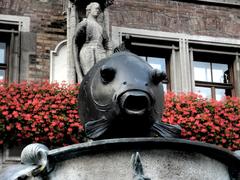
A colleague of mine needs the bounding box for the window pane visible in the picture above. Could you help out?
[212,63,228,83]
[0,42,6,64]
[193,61,211,82]
[195,86,212,99]
[0,70,5,80]
[215,88,226,101]
[147,57,166,72]
[163,83,167,92]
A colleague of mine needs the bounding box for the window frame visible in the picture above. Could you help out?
[112,26,240,96]
[193,50,235,99]
[0,35,10,81]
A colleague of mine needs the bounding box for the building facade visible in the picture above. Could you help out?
[0,0,240,168]
[0,0,67,169]
[0,0,67,82]
[108,0,240,99]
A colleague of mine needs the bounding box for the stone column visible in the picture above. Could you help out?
[178,38,193,92]
[170,45,178,93]
[234,53,240,96]
[67,1,77,83]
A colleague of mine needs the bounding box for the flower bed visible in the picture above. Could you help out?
[0,81,83,148]
[163,92,240,151]
[0,81,239,150]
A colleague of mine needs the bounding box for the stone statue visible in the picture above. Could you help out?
[73,2,112,82]
[78,52,181,139]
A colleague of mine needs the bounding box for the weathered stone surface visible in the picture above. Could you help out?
[48,149,230,180]
[0,0,67,81]
[73,2,112,82]
[109,0,240,39]
[50,40,69,83]
[1,138,240,179]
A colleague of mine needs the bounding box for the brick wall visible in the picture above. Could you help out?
[0,0,67,80]
[1,0,239,80]
[109,0,240,39]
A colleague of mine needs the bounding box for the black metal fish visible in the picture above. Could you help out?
[78,52,181,139]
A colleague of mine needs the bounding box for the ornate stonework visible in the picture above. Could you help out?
[69,0,114,9]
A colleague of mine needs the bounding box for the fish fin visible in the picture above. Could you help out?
[85,117,110,139]
[151,121,181,138]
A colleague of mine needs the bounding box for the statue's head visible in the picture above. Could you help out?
[86,2,101,18]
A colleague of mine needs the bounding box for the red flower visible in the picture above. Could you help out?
[6,125,11,131]
[16,122,22,130]
[12,111,19,118]
[2,111,8,116]
[0,81,239,150]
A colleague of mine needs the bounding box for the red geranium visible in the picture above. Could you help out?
[0,81,239,151]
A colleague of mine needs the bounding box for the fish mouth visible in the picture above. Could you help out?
[119,91,151,115]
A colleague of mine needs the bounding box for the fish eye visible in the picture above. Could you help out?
[151,69,167,85]
[100,65,116,84]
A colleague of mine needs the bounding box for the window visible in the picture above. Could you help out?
[122,35,178,92]
[0,21,18,82]
[113,27,240,96]
[0,42,7,80]
[193,52,234,100]
[0,15,30,83]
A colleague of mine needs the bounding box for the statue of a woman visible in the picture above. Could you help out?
[73,2,112,82]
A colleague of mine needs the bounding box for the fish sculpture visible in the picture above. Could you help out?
[78,52,181,139]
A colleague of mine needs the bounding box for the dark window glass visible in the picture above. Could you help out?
[147,57,166,72]
[193,61,211,82]
[212,63,228,83]
[215,88,227,101]
[195,86,212,99]
[0,42,6,64]
[0,70,5,80]
[0,42,7,80]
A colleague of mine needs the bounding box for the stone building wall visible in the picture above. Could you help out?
[0,0,67,81]
[1,0,239,81]
[109,0,240,39]
[108,0,240,97]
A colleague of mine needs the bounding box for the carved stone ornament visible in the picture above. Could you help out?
[0,143,50,179]
[69,0,114,8]
[20,143,50,176]
[132,152,151,180]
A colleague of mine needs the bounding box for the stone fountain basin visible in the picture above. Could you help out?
[45,138,240,180]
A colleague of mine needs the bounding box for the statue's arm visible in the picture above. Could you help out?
[75,19,87,39]
[72,20,87,82]
[102,30,113,56]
